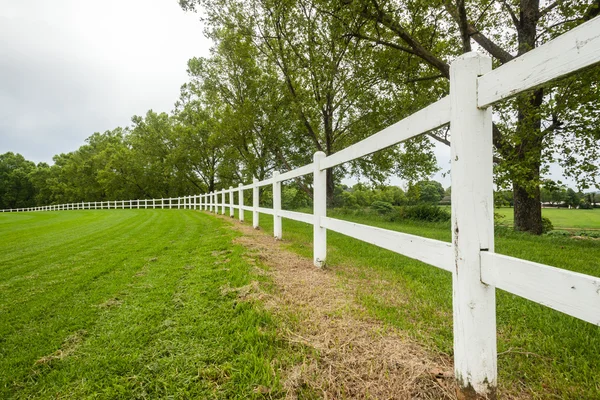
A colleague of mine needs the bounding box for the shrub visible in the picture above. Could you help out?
[494,212,506,227]
[577,230,600,239]
[370,201,395,215]
[399,204,451,222]
[546,230,571,238]
[541,217,554,233]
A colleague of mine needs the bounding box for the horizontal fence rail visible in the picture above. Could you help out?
[2,15,599,398]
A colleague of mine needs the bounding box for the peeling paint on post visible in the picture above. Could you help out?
[221,189,226,215]
[273,171,282,239]
[450,52,497,398]
[238,183,244,222]
[313,152,326,267]
[252,178,259,229]
[229,187,234,217]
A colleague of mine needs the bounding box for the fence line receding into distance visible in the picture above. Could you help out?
[3,16,600,398]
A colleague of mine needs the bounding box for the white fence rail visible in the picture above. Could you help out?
[2,16,599,398]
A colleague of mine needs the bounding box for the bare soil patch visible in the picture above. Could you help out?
[219,215,458,399]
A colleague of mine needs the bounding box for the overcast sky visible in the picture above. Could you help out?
[0,0,210,164]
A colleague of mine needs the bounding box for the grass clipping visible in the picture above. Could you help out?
[226,217,457,400]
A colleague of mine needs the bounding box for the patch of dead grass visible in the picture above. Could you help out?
[97,297,123,309]
[34,330,86,365]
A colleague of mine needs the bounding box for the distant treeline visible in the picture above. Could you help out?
[0,143,442,210]
[3,147,596,211]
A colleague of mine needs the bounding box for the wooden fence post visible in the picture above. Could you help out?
[238,184,244,222]
[450,52,497,398]
[221,189,226,215]
[313,152,327,267]
[229,186,234,217]
[273,171,282,239]
[252,178,259,229]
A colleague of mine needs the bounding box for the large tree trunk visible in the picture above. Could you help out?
[512,88,544,233]
[511,0,544,233]
[326,170,335,207]
[513,182,542,234]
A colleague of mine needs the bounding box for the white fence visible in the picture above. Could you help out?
[1,197,202,212]
[2,16,600,397]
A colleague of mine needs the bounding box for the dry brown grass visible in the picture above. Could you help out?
[221,216,458,399]
[34,330,86,366]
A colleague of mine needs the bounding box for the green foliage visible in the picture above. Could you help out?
[370,200,395,214]
[282,186,310,209]
[407,180,444,205]
[0,152,37,209]
[541,217,554,233]
[494,190,514,207]
[397,204,451,223]
[494,212,506,227]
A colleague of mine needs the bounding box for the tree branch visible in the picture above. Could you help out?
[443,0,515,64]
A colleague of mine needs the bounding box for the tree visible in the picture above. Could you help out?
[335,0,600,233]
[0,152,36,209]
[180,26,289,187]
[181,0,439,204]
[565,188,582,208]
[407,180,445,204]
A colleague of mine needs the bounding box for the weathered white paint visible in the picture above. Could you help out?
[221,190,226,215]
[252,178,259,229]
[229,187,234,217]
[277,163,313,181]
[257,207,274,215]
[481,252,600,325]
[450,52,497,396]
[320,97,451,170]
[238,184,244,222]
[273,171,282,239]
[278,209,313,225]
[478,16,600,107]
[255,177,274,187]
[320,217,453,272]
[313,151,327,267]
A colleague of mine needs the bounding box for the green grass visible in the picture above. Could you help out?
[239,207,600,398]
[495,207,600,230]
[3,207,600,398]
[0,210,300,399]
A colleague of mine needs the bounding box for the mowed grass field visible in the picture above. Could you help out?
[2,207,600,398]
[496,207,600,230]
[0,210,298,399]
